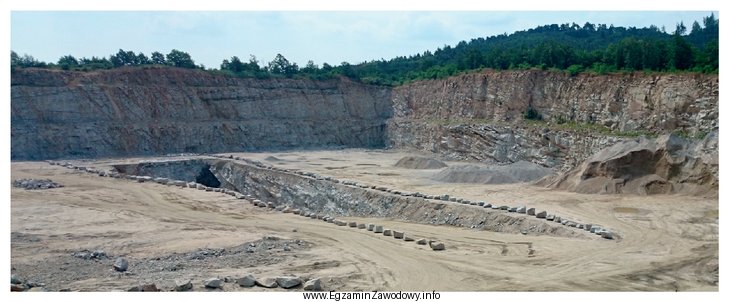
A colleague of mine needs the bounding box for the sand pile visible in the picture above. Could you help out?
[394,156,447,169]
[546,132,718,195]
[431,161,552,184]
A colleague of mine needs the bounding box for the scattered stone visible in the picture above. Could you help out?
[374,225,384,233]
[12,178,63,190]
[224,276,237,283]
[357,223,366,229]
[303,278,322,291]
[403,236,414,242]
[113,257,129,272]
[584,224,593,231]
[441,194,450,200]
[11,274,21,285]
[429,241,446,251]
[10,284,27,292]
[348,222,357,227]
[255,277,278,288]
[139,283,159,292]
[392,231,404,239]
[367,224,375,231]
[383,229,392,236]
[416,239,427,245]
[554,216,561,223]
[27,287,45,292]
[527,208,536,215]
[516,206,527,214]
[293,209,301,215]
[508,207,517,212]
[276,276,302,289]
[546,214,555,221]
[204,277,223,289]
[477,201,485,206]
[601,232,614,240]
[484,203,492,208]
[536,211,547,218]
[237,275,256,287]
[174,279,193,291]
[590,226,602,233]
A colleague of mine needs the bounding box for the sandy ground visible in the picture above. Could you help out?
[10,149,718,291]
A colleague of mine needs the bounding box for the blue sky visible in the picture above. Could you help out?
[11,11,715,69]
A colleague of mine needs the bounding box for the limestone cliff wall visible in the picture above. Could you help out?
[11,67,392,159]
[387,70,718,168]
[11,67,717,168]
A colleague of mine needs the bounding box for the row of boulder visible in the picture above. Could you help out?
[129,275,322,292]
[211,155,616,240]
[269,201,447,251]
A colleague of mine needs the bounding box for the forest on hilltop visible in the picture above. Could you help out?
[11,14,718,86]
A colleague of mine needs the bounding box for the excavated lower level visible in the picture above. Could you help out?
[113,157,589,238]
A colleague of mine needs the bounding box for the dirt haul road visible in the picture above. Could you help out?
[10,151,718,291]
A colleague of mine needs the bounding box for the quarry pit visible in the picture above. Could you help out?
[10,67,718,291]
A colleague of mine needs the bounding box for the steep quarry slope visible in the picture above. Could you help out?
[11,67,392,160]
[388,70,718,169]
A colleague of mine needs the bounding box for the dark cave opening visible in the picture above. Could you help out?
[195,165,221,188]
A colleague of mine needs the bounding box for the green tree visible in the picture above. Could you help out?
[150,51,166,65]
[57,55,79,70]
[268,54,298,76]
[137,52,150,65]
[166,49,196,68]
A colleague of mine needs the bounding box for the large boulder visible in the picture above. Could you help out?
[174,279,193,291]
[255,277,278,288]
[276,276,302,289]
[237,275,256,287]
[204,277,223,289]
[303,278,322,291]
[429,241,446,251]
[113,257,129,272]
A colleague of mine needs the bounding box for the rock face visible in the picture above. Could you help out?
[11,67,392,160]
[388,70,718,169]
[546,132,718,195]
[13,68,717,196]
